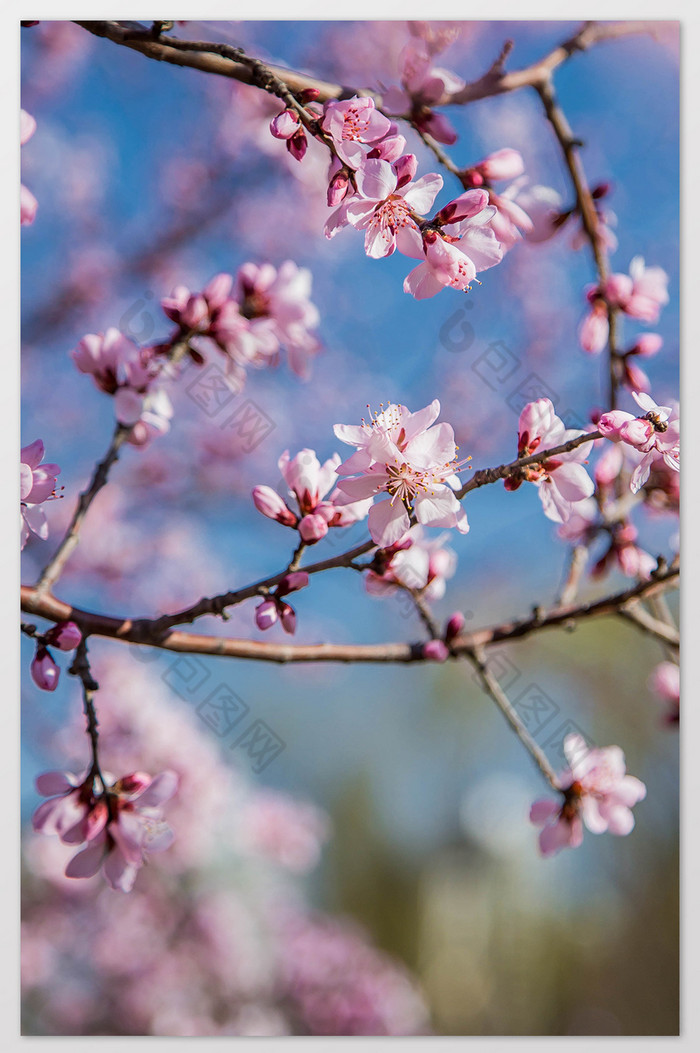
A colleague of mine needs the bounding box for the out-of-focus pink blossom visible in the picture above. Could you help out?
[365,525,456,600]
[579,297,610,354]
[241,791,330,873]
[592,522,657,580]
[422,639,449,661]
[602,257,669,322]
[504,398,594,523]
[21,109,38,225]
[648,661,679,725]
[620,334,663,393]
[530,734,646,856]
[21,439,61,549]
[383,42,464,145]
[335,400,469,547]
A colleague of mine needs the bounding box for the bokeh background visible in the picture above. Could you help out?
[21,20,679,1036]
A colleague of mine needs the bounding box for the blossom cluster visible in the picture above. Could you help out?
[530,734,646,856]
[32,767,179,892]
[161,260,321,384]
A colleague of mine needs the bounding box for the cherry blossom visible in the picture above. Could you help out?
[504,399,595,523]
[50,769,180,893]
[402,189,503,299]
[591,522,657,580]
[21,439,61,549]
[580,258,669,352]
[530,734,646,856]
[335,400,469,547]
[254,448,372,544]
[383,42,464,144]
[325,156,443,259]
[599,392,679,493]
[321,96,393,169]
[30,647,60,691]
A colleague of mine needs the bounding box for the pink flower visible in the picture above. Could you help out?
[325,156,442,259]
[579,297,609,354]
[335,400,469,547]
[71,327,154,395]
[504,399,594,523]
[599,392,679,494]
[255,449,372,544]
[556,497,598,545]
[21,439,61,549]
[530,734,646,856]
[402,189,503,299]
[602,257,669,322]
[62,770,179,893]
[321,96,393,168]
[383,43,464,144]
[235,261,321,379]
[21,109,38,225]
[255,572,309,635]
[648,661,679,725]
[422,639,449,661]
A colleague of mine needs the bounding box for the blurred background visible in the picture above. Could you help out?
[21,20,679,1036]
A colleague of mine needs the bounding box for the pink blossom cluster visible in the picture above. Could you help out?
[21,440,61,550]
[21,109,38,225]
[71,328,173,446]
[253,448,372,544]
[599,391,679,494]
[28,621,82,692]
[579,257,669,355]
[334,399,469,547]
[504,399,594,523]
[530,734,646,856]
[32,767,179,892]
[161,260,321,383]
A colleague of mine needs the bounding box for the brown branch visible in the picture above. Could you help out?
[20,563,678,665]
[455,430,601,499]
[617,601,680,648]
[469,646,560,788]
[74,19,660,111]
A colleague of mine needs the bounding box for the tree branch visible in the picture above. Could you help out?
[20,563,678,665]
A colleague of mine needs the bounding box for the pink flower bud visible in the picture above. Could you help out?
[436,188,489,225]
[444,612,465,643]
[181,293,208,329]
[270,109,299,140]
[31,647,59,691]
[45,621,82,651]
[618,418,654,448]
[298,88,320,104]
[422,639,449,662]
[287,128,308,162]
[579,302,609,354]
[277,571,309,596]
[594,444,623,486]
[255,599,279,632]
[252,485,298,527]
[327,167,350,207]
[420,110,457,145]
[279,601,297,635]
[393,153,418,189]
[597,410,636,440]
[477,148,524,182]
[298,513,329,543]
[632,333,663,358]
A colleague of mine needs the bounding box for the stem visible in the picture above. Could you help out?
[68,640,105,789]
